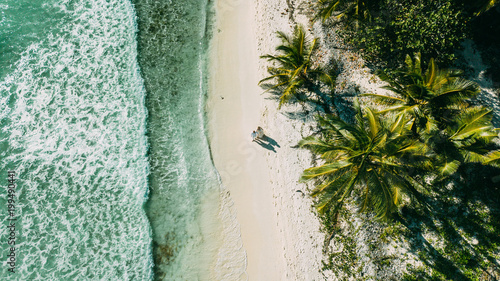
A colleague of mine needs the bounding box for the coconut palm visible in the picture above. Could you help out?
[259,25,333,109]
[299,101,430,220]
[314,0,374,24]
[423,106,500,178]
[364,53,480,133]
[469,0,499,16]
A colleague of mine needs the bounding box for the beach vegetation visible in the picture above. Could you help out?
[267,0,500,278]
[422,106,500,179]
[396,167,500,280]
[365,53,500,179]
[321,215,365,279]
[314,0,375,25]
[364,53,480,133]
[299,100,430,220]
[337,0,468,68]
[259,25,335,110]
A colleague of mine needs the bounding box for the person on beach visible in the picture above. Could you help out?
[251,130,257,141]
[256,126,264,139]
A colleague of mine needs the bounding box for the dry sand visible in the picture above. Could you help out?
[208,0,333,280]
[208,0,284,280]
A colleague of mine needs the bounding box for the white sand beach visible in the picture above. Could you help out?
[208,0,334,280]
[208,0,284,279]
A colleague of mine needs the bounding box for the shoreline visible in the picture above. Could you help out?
[208,0,333,280]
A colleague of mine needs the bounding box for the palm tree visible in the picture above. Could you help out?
[468,0,499,16]
[299,101,429,220]
[422,106,500,178]
[259,25,334,109]
[314,0,374,24]
[364,53,480,134]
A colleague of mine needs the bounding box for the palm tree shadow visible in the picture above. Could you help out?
[254,135,280,152]
[260,82,311,106]
[282,110,315,122]
[397,164,500,279]
[259,72,338,116]
[397,207,471,281]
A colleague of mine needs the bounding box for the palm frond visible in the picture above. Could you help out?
[373,52,481,136]
[301,161,353,181]
[448,107,494,140]
[361,93,405,105]
[260,25,328,109]
[437,159,461,177]
[364,107,380,139]
[485,150,500,167]
[432,79,479,106]
[299,101,428,220]
[314,0,345,22]
[425,58,437,87]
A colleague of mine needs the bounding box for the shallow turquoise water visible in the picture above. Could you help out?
[132,0,228,279]
[0,0,234,280]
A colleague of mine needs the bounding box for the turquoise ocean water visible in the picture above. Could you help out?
[0,0,238,280]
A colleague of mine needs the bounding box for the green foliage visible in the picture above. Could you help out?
[321,214,366,279]
[259,25,334,109]
[338,0,468,68]
[364,53,480,133]
[268,1,500,276]
[365,54,500,179]
[314,0,376,25]
[425,106,499,179]
[323,235,360,276]
[397,166,500,280]
[299,100,430,220]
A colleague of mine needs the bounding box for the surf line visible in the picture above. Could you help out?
[6,170,17,274]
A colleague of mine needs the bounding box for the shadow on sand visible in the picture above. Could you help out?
[254,135,280,153]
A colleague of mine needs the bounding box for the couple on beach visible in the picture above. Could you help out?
[251,127,264,141]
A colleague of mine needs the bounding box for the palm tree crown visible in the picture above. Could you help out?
[259,25,331,108]
[422,106,500,178]
[365,53,480,133]
[299,101,429,219]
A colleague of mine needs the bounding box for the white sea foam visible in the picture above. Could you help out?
[0,0,249,279]
[0,0,152,279]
